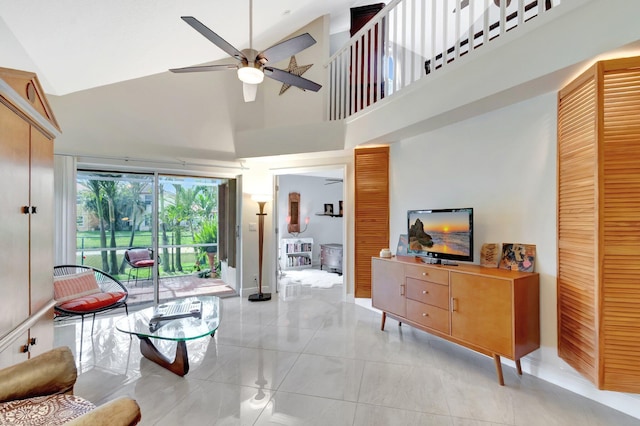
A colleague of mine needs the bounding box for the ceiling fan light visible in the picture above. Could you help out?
[237,66,264,84]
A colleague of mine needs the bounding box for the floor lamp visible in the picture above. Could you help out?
[249,194,271,301]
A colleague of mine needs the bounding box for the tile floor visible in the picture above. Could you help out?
[54,285,640,426]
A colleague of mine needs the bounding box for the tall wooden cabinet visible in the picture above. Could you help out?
[0,67,60,366]
[372,256,540,385]
[557,56,640,393]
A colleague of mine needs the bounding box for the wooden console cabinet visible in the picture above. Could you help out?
[372,256,540,385]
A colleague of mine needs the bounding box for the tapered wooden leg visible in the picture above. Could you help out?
[139,337,189,376]
[381,312,386,330]
[493,354,505,386]
[515,359,522,376]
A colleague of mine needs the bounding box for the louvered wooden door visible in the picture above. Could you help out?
[354,146,389,298]
[600,60,640,392]
[557,57,640,392]
[557,71,598,384]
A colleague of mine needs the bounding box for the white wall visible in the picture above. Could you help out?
[390,91,640,419]
[277,174,344,266]
[262,16,329,127]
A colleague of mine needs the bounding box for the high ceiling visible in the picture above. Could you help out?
[0,0,383,95]
[1,1,391,164]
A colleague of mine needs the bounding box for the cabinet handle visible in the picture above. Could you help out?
[400,284,405,296]
[422,312,428,317]
[20,344,29,353]
[29,337,37,346]
[30,206,37,214]
[422,290,428,294]
[22,206,30,214]
[422,272,428,276]
[451,297,457,312]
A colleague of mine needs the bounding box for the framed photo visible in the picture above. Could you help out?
[480,243,500,268]
[499,243,536,272]
[396,234,408,256]
[324,203,334,215]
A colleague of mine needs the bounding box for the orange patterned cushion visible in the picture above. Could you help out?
[0,394,95,425]
[53,271,100,302]
[57,292,126,312]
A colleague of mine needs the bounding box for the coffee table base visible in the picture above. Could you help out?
[138,337,189,376]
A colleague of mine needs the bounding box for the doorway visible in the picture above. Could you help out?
[275,169,346,299]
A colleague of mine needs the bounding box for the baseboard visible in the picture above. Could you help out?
[514,350,640,420]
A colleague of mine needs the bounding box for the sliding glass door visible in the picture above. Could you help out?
[157,175,222,299]
[76,171,154,275]
[76,170,230,305]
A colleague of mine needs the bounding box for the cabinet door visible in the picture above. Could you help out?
[29,129,54,357]
[371,259,405,317]
[0,103,31,349]
[450,273,513,357]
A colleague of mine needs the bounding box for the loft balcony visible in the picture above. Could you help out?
[231,0,640,158]
[327,0,557,121]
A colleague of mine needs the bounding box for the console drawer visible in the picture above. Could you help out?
[404,265,448,285]
[406,299,449,333]
[406,278,449,309]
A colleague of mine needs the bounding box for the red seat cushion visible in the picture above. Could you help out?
[56,292,126,312]
[132,259,154,267]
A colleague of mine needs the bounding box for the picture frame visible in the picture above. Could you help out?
[499,243,536,272]
[396,234,408,256]
[324,203,334,215]
[480,243,500,268]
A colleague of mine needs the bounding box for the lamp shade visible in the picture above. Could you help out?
[237,66,264,84]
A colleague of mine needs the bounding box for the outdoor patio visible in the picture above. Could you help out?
[125,273,236,306]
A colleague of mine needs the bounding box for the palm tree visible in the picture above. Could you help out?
[82,180,109,271]
[119,181,149,273]
[100,180,120,275]
[159,184,171,273]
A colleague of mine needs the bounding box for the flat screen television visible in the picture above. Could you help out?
[407,208,474,264]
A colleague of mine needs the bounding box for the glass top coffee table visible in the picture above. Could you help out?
[116,296,220,376]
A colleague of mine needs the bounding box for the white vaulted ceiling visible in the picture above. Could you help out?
[0,0,377,95]
[1,0,388,164]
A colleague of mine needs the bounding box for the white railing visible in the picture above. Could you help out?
[327,0,558,120]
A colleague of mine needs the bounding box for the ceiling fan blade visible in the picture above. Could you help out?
[264,67,322,92]
[243,83,258,102]
[256,33,316,65]
[170,64,238,73]
[181,16,245,60]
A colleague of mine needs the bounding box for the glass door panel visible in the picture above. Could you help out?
[76,171,156,305]
[157,175,224,301]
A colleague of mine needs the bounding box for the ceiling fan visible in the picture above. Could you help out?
[325,178,343,185]
[170,0,322,102]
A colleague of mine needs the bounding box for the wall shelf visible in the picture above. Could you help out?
[315,213,343,217]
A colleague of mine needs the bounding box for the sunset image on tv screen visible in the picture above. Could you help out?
[408,210,471,256]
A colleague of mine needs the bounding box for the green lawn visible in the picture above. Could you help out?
[76,231,204,280]
[77,231,196,250]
